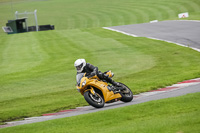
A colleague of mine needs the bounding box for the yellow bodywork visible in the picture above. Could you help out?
[76,73,121,103]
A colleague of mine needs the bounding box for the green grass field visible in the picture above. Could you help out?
[0,0,200,127]
[1,93,200,133]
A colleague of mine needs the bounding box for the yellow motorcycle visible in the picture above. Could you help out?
[76,71,133,108]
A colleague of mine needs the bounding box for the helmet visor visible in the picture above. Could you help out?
[76,63,83,71]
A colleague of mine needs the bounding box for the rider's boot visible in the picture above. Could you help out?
[105,76,120,87]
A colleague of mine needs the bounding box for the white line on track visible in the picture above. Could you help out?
[103,27,138,37]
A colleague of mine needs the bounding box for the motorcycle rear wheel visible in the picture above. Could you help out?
[84,91,105,108]
[119,83,133,102]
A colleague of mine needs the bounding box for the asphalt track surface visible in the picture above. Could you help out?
[1,20,200,128]
[106,20,200,50]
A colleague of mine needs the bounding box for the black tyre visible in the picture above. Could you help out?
[84,91,105,108]
[119,83,133,102]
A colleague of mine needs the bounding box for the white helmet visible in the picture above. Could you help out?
[74,59,86,72]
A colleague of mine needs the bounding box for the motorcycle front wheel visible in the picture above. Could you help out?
[84,91,105,108]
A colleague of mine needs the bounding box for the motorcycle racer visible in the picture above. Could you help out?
[74,59,120,87]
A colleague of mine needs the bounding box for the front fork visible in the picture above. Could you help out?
[90,87,96,95]
[85,86,96,96]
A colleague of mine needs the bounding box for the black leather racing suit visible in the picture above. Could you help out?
[77,63,117,85]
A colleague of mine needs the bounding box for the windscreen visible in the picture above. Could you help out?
[76,73,85,85]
